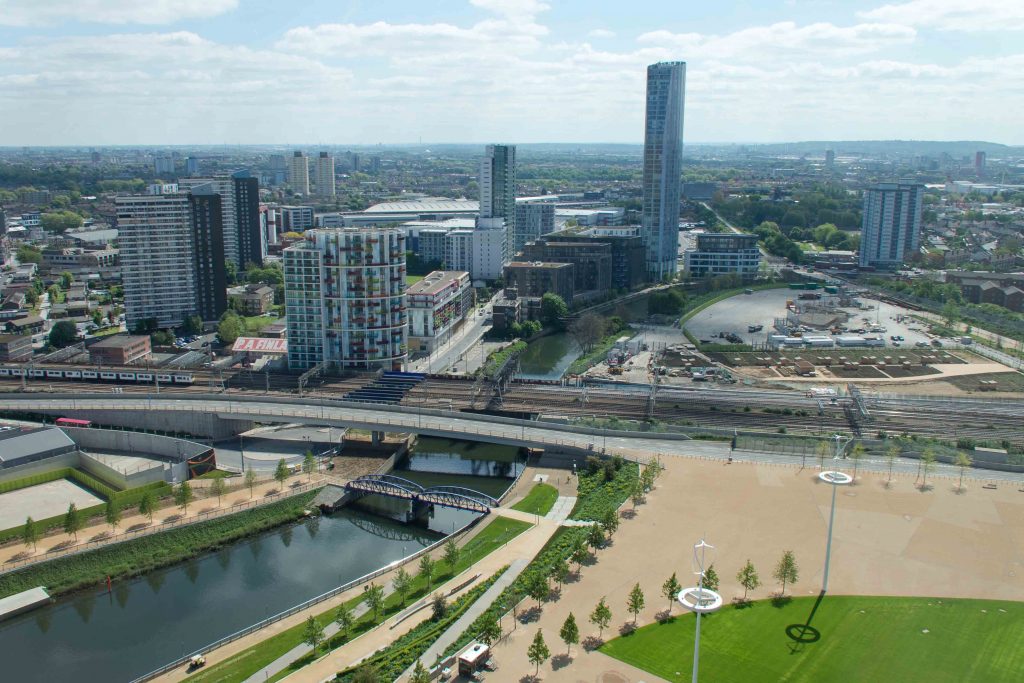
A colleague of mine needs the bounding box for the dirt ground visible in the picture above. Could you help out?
[483,456,1024,682]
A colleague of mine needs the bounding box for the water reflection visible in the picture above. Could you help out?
[516,332,581,380]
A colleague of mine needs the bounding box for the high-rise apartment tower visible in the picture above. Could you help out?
[858,182,924,269]
[289,151,310,196]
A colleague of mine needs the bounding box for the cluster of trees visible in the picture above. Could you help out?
[405,251,443,277]
[540,292,569,326]
[713,183,862,231]
[754,221,804,263]
[868,276,964,305]
[40,210,84,233]
[648,288,688,315]
[569,313,627,352]
[217,310,246,345]
[15,244,42,264]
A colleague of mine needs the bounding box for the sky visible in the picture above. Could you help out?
[1,0,1022,146]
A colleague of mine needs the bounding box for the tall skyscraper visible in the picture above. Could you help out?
[480,144,516,262]
[117,194,197,329]
[284,227,408,371]
[858,182,924,269]
[975,151,987,177]
[185,157,200,176]
[188,185,228,321]
[178,172,263,267]
[641,61,686,281]
[315,152,336,197]
[289,151,310,196]
[825,149,836,170]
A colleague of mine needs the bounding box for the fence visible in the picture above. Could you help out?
[129,513,485,683]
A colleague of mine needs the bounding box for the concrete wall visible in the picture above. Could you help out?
[35,409,252,440]
[62,427,210,462]
[78,451,166,489]
[0,452,79,485]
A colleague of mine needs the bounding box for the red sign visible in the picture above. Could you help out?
[232,337,289,354]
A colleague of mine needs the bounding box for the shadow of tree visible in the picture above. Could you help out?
[551,653,573,670]
[518,606,543,624]
[731,597,754,610]
[127,522,150,532]
[49,539,76,552]
[655,609,676,623]
[8,551,33,562]
[582,635,604,651]
[519,675,540,683]
[88,531,111,543]
[618,622,637,636]
[162,514,183,524]
[918,483,934,493]
[771,594,793,608]
[621,509,637,520]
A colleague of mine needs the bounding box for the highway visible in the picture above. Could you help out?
[0,391,1019,484]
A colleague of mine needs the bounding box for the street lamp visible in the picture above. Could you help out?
[677,538,722,683]
[818,470,852,593]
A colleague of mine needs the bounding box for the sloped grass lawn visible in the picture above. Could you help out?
[601,595,1024,683]
[511,483,559,516]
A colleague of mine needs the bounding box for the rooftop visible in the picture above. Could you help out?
[89,334,150,350]
[0,425,76,466]
[407,271,469,296]
[364,198,479,214]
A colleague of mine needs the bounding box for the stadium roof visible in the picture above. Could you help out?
[364,198,479,214]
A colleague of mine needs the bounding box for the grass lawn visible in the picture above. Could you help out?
[406,274,425,286]
[601,595,1024,683]
[242,315,281,335]
[190,516,531,683]
[511,483,559,516]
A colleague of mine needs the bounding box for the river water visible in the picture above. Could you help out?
[516,332,581,381]
[0,438,522,682]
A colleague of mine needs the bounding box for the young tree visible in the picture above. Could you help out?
[392,567,413,607]
[736,559,761,601]
[849,443,865,482]
[419,554,436,590]
[816,440,831,469]
[551,556,570,590]
[410,660,430,683]
[139,490,156,522]
[365,582,385,620]
[885,445,900,484]
[571,537,589,570]
[478,616,501,646]
[600,508,619,537]
[703,564,720,593]
[210,477,227,505]
[443,537,460,573]
[303,450,316,480]
[589,597,612,637]
[559,613,579,656]
[921,449,937,489]
[244,468,257,498]
[527,629,550,675]
[63,502,82,540]
[918,447,934,482]
[274,458,290,487]
[627,583,645,624]
[174,481,194,514]
[334,602,355,640]
[587,523,605,551]
[21,517,38,551]
[539,292,568,326]
[105,499,122,532]
[773,550,799,596]
[662,572,682,613]
[955,451,973,491]
[302,615,325,654]
[431,593,448,621]
[630,479,645,510]
[526,572,549,608]
[569,313,606,352]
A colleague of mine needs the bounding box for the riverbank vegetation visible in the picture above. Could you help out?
[566,315,631,375]
[511,483,559,516]
[0,491,318,600]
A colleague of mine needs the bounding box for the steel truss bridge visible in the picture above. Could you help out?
[345,474,498,514]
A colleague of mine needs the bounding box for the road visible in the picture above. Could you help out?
[408,297,495,374]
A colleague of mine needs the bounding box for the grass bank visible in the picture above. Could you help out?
[601,595,1024,683]
[566,324,633,376]
[0,491,318,600]
[191,516,531,683]
[510,483,559,516]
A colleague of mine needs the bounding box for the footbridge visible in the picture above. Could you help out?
[346,474,498,514]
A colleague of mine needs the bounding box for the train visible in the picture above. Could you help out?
[0,365,195,384]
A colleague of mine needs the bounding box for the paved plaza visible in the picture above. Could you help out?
[0,479,103,531]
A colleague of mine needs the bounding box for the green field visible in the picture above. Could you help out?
[511,483,559,516]
[601,595,1024,683]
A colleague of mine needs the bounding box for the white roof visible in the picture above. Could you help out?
[365,198,478,213]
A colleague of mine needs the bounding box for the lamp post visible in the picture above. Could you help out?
[818,470,852,593]
[677,538,722,683]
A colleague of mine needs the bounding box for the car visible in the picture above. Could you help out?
[893,341,901,347]
[915,341,930,348]
[890,335,899,341]
[896,335,904,341]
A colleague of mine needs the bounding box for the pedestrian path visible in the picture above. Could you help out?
[545,496,576,522]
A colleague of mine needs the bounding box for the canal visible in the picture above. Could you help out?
[516,332,580,381]
[0,438,523,682]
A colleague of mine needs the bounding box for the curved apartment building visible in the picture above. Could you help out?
[284,227,407,371]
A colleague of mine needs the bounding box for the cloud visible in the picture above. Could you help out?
[860,0,1024,31]
[0,0,238,26]
[587,29,616,39]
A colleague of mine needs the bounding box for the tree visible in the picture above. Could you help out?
[630,479,645,510]
[334,601,355,639]
[393,567,413,606]
[703,564,720,593]
[104,499,122,532]
[942,301,961,328]
[816,440,831,469]
[921,449,937,489]
[569,313,606,352]
[551,556,570,590]
[587,523,605,550]
[627,583,645,624]
[139,491,156,522]
[40,210,83,233]
[885,445,899,484]
[182,315,204,336]
[736,559,761,601]
[419,554,436,590]
[21,517,38,551]
[773,550,799,596]
[662,572,682,613]
[443,537,460,573]
[48,320,78,348]
[16,244,42,264]
[365,582,385,620]
[302,450,316,480]
[527,629,550,675]
[600,508,619,537]
[302,615,325,654]
[571,537,589,570]
[217,310,245,345]
[955,451,973,491]
[274,458,290,487]
[91,308,105,327]
[526,571,549,607]
[244,468,257,498]
[210,477,226,505]
[918,447,934,482]
[849,443,865,482]
[351,666,379,683]
[63,502,82,540]
[539,292,568,326]
[479,616,502,646]
[559,613,579,656]
[410,660,430,683]
[60,271,74,289]
[589,597,612,637]
[431,593,448,621]
[174,481,194,514]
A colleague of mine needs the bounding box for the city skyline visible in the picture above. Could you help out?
[1,0,1023,146]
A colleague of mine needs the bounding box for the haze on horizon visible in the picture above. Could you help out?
[0,0,1022,147]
